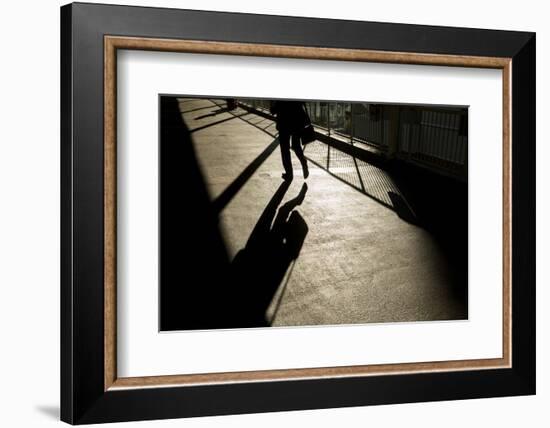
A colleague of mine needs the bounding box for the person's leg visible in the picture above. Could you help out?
[279,132,293,180]
[291,134,309,179]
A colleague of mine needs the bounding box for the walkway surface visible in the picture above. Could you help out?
[179,98,467,327]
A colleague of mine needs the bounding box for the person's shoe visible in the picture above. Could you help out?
[282,172,293,181]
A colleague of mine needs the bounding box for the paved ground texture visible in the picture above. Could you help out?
[173,97,467,328]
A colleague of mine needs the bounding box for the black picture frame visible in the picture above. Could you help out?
[61,2,535,424]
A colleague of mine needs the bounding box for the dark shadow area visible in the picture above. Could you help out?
[160,97,231,330]
[35,405,59,420]
[229,182,309,327]
[388,191,418,225]
[160,97,309,330]
[264,186,309,324]
[212,138,280,214]
[389,161,468,308]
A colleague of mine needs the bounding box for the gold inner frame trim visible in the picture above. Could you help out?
[104,35,512,391]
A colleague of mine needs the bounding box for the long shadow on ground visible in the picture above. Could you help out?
[160,97,308,330]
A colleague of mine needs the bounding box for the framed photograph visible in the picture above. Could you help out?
[60,2,535,424]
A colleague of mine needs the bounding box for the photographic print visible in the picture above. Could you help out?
[159,96,469,331]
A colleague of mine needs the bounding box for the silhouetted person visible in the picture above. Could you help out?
[270,101,310,181]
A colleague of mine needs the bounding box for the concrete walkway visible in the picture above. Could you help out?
[180,98,466,327]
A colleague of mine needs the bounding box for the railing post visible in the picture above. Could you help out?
[386,105,401,159]
[350,103,354,146]
[327,103,331,138]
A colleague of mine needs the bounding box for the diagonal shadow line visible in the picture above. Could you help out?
[212,138,281,214]
[239,119,278,138]
[233,112,278,137]
[180,104,217,114]
[194,106,234,120]
[189,113,248,134]
[211,100,279,138]
[352,156,366,192]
